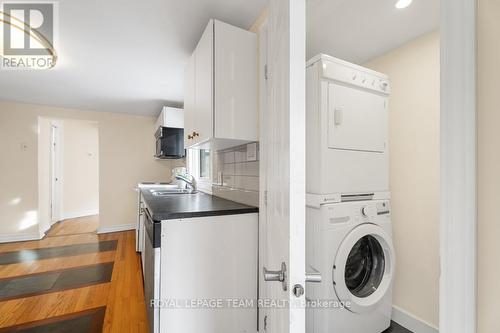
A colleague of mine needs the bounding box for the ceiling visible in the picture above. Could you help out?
[307,0,440,64]
[0,0,439,117]
[0,0,267,116]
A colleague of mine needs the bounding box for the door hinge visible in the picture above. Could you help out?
[264,64,268,81]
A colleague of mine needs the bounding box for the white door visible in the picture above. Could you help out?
[50,124,60,223]
[260,1,306,332]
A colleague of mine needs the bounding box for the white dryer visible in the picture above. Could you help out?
[306,199,395,333]
[306,54,391,196]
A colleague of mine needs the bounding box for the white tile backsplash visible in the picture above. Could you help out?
[212,143,259,207]
[223,175,235,187]
[223,163,235,176]
[232,176,258,191]
[234,163,245,176]
[235,151,247,163]
[245,161,259,176]
[224,151,235,164]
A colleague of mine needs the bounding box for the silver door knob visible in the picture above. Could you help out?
[306,266,322,283]
[263,262,287,291]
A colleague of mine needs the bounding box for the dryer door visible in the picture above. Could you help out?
[327,82,388,153]
[333,223,395,313]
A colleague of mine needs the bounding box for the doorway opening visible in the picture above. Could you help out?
[258,1,442,332]
[38,118,100,237]
[50,123,60,224]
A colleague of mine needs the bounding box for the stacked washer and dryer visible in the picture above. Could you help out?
[305,54,395,333]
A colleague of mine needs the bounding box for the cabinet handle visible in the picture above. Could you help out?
[193,131,199,137]
[187,134,193,140]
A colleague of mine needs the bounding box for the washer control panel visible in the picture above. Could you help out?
[376,201,391,215]
[359,201,390,221]
[325,200,390,226]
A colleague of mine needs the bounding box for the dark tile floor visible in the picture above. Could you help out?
[0,262,114,301]
[384,321,413,333]
[0,240,117,265]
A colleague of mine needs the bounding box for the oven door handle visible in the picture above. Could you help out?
[144,208,161,248]
[144,208,154,224]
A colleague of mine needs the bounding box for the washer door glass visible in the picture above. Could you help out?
[344,235,385,298]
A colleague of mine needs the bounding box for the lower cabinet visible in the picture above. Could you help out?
[159,213,258,333]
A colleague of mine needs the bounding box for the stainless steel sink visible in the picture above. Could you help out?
[150,188,198,196]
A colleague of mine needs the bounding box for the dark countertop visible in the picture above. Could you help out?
[140,187,259,221]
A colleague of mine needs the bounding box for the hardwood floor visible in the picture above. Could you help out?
[46,215,100,237]
[0,216,411,333]
[0,216,148,332]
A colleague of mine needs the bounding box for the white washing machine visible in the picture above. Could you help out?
[306,198,395,333]
[306,54,391,196]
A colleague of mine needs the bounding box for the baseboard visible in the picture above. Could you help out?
[97,224,135,234]
[392,306,439,333]
[61,209,99,220]
[0,232,42,244]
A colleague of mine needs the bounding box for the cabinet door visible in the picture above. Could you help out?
[194,20,214,144]
[184,53,196,147]
[214,20,258,141]
[160,214,258,333]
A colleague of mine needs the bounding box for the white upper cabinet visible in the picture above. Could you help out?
[184,19,257,149]
[184,53,196,144]
[194,22,214,146]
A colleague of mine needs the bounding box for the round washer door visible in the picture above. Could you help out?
[333,223,395,314]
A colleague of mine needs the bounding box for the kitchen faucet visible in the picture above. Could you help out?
[174,173,197,193]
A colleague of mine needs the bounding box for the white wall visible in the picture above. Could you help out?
[366,31,440,328]
[60,120,99,219]
[0,101,184,241]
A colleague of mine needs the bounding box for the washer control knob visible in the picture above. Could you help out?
[361,206,370,217]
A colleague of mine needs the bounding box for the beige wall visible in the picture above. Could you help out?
[60,120,99,218]
[366,31,440,328]
[477,1,500,332]
[0,101,183,240]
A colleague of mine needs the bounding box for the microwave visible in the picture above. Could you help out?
[155,126,185,159]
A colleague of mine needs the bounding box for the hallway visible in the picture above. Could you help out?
[0,216,148,332]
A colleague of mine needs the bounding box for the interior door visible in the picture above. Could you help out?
[260,1,306,332]
[50,124,60,224]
